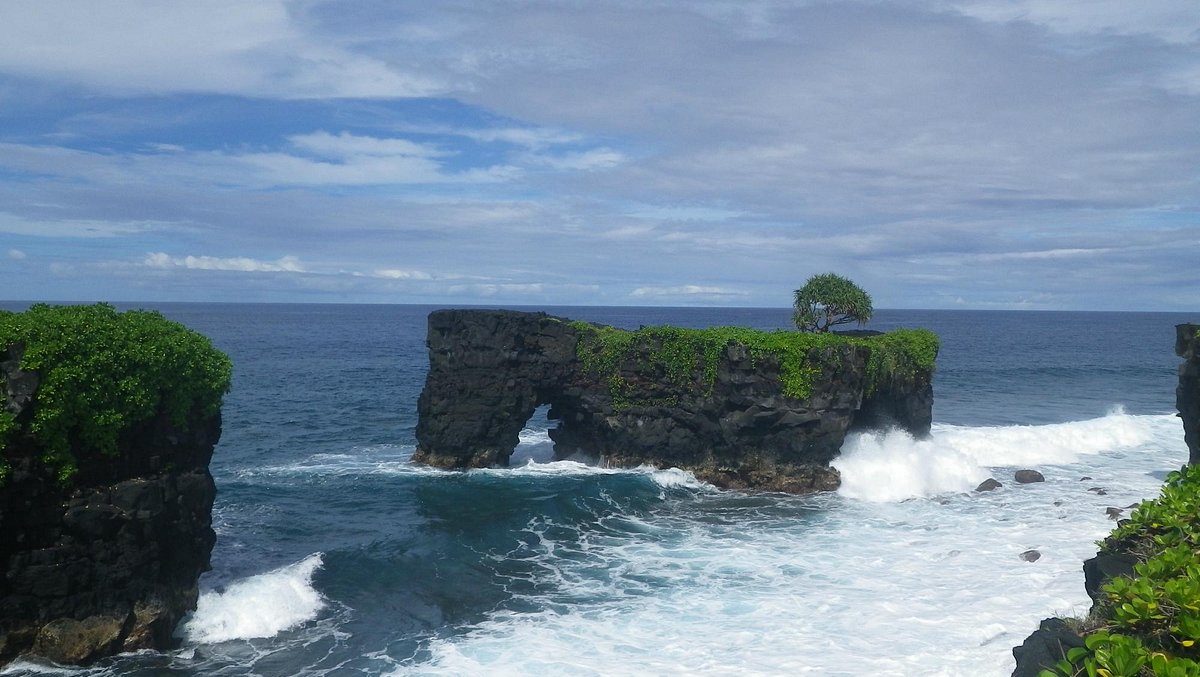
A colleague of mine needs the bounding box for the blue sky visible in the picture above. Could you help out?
[1,1,1197,309]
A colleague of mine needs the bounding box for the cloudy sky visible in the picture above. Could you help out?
[1,1,1197,309]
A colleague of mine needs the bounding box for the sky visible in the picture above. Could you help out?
[0,1,1197,310]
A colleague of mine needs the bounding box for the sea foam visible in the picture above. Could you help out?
[181,553,326,644]
[834,410,1174,502]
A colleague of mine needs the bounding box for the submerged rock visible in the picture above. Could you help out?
[1014,469,1045,484]
[1020,549,1041,562]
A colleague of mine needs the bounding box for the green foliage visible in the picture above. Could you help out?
[1045,465,1200,676]
[0,303,232,483]
[793,273,874,333]
[570,320,937,408]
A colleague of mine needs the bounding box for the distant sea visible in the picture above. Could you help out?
[0,304,1193,676]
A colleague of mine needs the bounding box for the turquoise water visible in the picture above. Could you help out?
[0,305,1192,676]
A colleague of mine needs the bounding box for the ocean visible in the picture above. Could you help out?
[1,304,1193,676]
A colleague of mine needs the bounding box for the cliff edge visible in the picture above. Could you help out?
[413,309,936,492]
[1177,323,1199,464]
[0,304,231,666]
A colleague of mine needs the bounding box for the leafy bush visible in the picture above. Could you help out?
[0,303,232,483]
[793,273,873,332]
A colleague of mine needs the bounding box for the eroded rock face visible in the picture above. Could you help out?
[413,309,935,492]
[0,347,220,665]
[1178,324,1200,464]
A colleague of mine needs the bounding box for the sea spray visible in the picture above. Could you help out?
[834,411,1168,502]
[182,554,327,644]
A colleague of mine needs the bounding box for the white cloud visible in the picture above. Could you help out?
[7,249,26,259]
[144,252,305,273]
[289,131,449,160]
[630,285,750,298]
[0,1,445,98]
[373,268,434,280]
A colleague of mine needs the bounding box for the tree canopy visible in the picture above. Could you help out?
[793,273,873,332]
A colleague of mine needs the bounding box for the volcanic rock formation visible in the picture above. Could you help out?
[0,333,224,665]
[414,309,936,492]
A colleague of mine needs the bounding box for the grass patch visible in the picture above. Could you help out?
[569,321,937,406]
[0,303,232,484]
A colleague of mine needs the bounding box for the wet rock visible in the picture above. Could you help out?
[1105,507,1123,519]
[975,478,1003,492]
[1079,476,1092,481]
[1012,618,1084,677]
[1088,487,1107,495]
[1020,549,1041,562]
[1014,469,1045,484]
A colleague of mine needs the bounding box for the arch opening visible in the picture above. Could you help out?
[509,403,559,465]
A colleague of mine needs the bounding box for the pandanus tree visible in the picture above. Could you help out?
[793,273,873,332]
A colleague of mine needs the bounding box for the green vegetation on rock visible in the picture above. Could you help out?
[0,303,232,483]
[1041,464,1200,677]
[569,321,937,407]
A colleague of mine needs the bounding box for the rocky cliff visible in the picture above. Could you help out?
[0,304,230,666]
[414,309,937,492]
[1178,323,1199,464]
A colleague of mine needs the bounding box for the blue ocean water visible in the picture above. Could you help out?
[1,304,1193,676]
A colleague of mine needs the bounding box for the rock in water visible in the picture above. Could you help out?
[975,478,1003,492]
[1020,549,1041,562]
[413,309,937,493]
[1014,469,1045,484]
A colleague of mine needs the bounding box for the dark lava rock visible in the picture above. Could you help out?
[412,309,936,493]
[975,478,1003,492]
[1079,476,1092,481]
[1020,549,1041,562]
[1177,324,1200,464]
[1088,487,1107,495]
[1084,552,1138,605]
[1011,618,1084,677]
[0,345,221,666]
[1014,469,1045,484]
[1105,507,1123,520]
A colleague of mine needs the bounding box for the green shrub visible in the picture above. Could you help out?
[0,303,232,483]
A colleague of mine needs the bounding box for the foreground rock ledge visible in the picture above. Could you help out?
[413,309,936,492]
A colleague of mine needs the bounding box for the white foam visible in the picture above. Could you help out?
[181,553,326,644]
[398,412,1187,677]
[834,411,1175,502]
